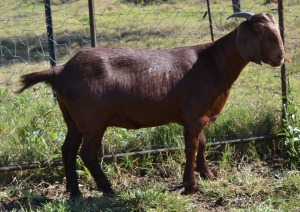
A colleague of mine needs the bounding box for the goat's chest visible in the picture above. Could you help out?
[206,90,230,123]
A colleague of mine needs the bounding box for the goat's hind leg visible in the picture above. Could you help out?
[60,109,83,199]
[79,126,114,196]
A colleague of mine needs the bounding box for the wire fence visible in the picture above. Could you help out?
[0,134,281,172]
[0,0,299,144]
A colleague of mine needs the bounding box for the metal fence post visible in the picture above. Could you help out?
[206,0,214,41]
[88,0,97,48]
[232,0,242,13]
[278,0,288,120]
[88,0,103,156]
[44,0,56,67]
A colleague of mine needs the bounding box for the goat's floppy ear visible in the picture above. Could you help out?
[236,21,262,65]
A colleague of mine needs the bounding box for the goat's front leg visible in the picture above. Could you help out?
[195,131,214,180]
[182,124,201,194]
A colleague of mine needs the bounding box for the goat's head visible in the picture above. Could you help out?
[228,12,285,67]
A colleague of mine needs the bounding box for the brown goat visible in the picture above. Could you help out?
[17,12,285,197]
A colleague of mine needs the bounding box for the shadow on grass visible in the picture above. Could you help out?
[0,28,177,67]
[1,195,53,211]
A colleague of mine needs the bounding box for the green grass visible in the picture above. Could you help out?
[1,152,300,211]
[6,184,194,211]
[0,87,63,166]
[199,163,300,211]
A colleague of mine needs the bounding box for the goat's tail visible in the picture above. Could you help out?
[15,65,64,93]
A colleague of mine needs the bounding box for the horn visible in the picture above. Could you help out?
[227,12,254,21]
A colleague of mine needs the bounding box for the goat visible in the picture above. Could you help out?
[17,12,285,197]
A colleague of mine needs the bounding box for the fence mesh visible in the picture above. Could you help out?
[0,0,299,141]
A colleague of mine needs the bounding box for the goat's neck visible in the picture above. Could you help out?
[211,28,249,88]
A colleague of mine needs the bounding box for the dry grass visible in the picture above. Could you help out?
[1,154,299,211]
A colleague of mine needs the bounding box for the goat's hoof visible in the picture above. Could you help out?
[182,185,199,195]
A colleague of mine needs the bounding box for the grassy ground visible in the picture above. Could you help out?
[1,151,300,211]
[0,0,300,211]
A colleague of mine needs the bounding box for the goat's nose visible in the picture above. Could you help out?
[277,54,285,64]
[277,54,284,61]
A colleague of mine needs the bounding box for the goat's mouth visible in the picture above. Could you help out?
[268,56,283,67]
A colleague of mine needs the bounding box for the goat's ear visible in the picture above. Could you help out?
[236,21,262,65]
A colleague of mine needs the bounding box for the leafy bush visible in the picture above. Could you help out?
[278,94,300,168]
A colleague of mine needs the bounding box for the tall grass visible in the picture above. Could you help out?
[0,87,64,166]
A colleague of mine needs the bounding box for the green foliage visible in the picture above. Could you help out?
[205,98,280,142]
[278,94,300,168]
[149,124,183,148]
[0,87,64,166]
[219,144,235,170]
[103,124,183,154]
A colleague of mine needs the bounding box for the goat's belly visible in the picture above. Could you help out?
[108,115,176,129]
